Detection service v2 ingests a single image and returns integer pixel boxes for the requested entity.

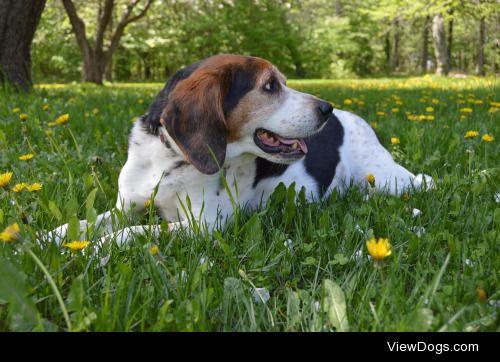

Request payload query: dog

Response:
[47,54,433,246]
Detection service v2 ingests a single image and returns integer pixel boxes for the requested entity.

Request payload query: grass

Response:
[0,76,499,331]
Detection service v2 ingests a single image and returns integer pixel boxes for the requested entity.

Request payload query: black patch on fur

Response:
[304,113,344,196]
[141,61,202,135]
[253,157,289,188]
[223,61,259,117]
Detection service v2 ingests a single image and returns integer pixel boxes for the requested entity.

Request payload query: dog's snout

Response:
[317,100,333,121]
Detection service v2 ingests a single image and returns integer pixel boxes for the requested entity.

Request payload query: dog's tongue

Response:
[278,137,308,154]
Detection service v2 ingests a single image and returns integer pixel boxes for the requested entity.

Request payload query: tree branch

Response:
[95,0,115,55]
[103,0,154,67]
[61,0,92,57]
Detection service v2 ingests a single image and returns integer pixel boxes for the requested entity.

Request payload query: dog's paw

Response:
[413,174,436,191]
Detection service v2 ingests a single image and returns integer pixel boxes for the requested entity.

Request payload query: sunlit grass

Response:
[1,76,498,331]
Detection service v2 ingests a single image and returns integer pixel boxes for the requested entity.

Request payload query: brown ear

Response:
[162,71,227,174]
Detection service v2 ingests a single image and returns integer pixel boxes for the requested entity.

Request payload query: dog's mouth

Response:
[254,128,308,157]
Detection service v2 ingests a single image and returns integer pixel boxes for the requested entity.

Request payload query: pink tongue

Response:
[278,137,308,154]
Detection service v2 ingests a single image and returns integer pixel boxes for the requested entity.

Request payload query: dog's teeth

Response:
[292,143,298,149]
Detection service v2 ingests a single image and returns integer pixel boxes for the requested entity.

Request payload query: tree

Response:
[421,15,430,74]
[0,0,46,90]
[432,13,449,75]
[62,0,154,84]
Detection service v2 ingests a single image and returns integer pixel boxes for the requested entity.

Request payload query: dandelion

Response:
[395,100,402,105]
[150,244,159,255]
[55,114,69,124]
[19,113,28,121]
[391,137,400,145]
[482,134,494,142]
[92,108,99,115]
[490,102,500,107]
[431,99,439,104]
[464,131,479,138]
[18,153,34,161]
[391,108,399,113]
[47,121,57,127]
[426,107,434,112]
[476,287,487,301]
[443,125,449,129]
[426,115,435,121]
[460,108,473,113]
[366,238,392,261]
[138,99,144,104]
[12,107,21,113]
[366,174,375,186]
[487,107,498,113]
[63,240,90,251]
[45,130,53,137]
[42,104,49,111]
[343,99,353,105]
[376,111,385,116]
[370,122,378,129]
[474,100,483,105]
[0,223,20,243]
[11,183,27,193]
[144,199,152,208]
[27,183,43,192]
[0,172,13,188]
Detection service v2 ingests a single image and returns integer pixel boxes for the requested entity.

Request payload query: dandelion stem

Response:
[24,247,72,331]
[66,127,82,161]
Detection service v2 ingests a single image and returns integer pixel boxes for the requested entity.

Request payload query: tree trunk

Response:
[384,31,391,72]
[421,16,430,74]
[476,16,486,75]
[432,13,449,75]
[0,0,46,90]
[447,9,453,70]
[392,18,400,71]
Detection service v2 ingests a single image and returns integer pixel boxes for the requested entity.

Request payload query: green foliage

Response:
[32,0,499,82]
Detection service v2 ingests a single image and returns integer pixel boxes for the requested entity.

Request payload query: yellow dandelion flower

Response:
[27,183,43,192]
[481,134,494,142]
[12,107,21,113]
[343,99,353,105]
[431,99,439,104]
[42,104,49,111]
[443,125,450,129]
[0,172,13,188]
[395,100,402,105]
[391,137,400,145]
[45,130,53,137]
[489,101,500,108]
[144,199,152,208]
[391,108,399,113]
[426,107,434,112]
[426,115,435,121]
[18,153,34,161]
[138,99,144,104]
[487,107,498,113]
[0,223,20,243]
[476,287,487,301]
[458,100,465,104]
[366,238,392,261]
[19,113,28,121]
[474,100,483,105]
[460,108,473,113]
[376,111,385,116]
[47,121,56,127]
[366,174,375,186]
[150,244,160,255]
[55,114,69,124]
[92,108,99,115]
[464,131,479,138]
[370,122,378,129]
[63,240,91,251]
[84,112,90,118]
[11,183,28,193]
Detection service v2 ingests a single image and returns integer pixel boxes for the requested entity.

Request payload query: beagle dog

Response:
[48,54,433,245]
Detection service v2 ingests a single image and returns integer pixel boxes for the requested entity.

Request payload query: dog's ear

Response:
[162,68,228,174]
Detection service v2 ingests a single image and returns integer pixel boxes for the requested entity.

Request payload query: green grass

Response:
[0,76,499,331]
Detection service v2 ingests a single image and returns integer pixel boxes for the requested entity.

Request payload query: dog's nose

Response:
[317,100,333,121]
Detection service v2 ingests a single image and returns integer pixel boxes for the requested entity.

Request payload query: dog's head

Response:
[145,54,333,174]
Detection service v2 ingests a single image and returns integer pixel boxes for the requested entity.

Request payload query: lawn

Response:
[0,76,498,331]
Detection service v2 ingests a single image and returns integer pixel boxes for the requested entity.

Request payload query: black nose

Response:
[317,100,333,121]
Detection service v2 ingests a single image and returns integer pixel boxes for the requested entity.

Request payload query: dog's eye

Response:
[264,79,278,92]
